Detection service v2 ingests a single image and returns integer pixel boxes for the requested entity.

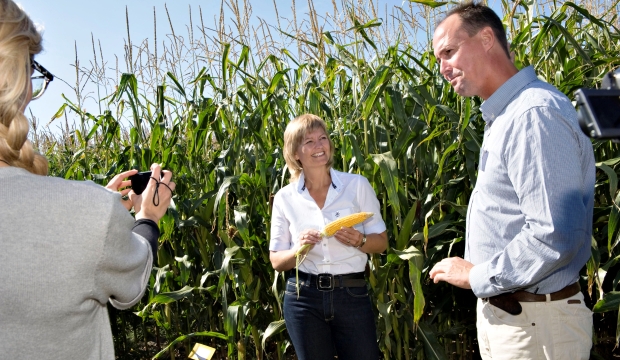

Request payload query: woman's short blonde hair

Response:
[283,114,335,182]
[0,0,48,175]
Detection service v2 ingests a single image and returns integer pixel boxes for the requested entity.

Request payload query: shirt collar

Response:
[480,66,538,124]
[297,167,343,193]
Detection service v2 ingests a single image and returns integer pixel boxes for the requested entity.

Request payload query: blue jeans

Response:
[283,273,381,360]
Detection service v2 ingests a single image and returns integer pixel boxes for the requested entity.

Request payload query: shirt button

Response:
[323,244,326,246]
[325,260,330,263]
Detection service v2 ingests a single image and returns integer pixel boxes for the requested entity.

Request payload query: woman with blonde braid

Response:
[0,1,175,358]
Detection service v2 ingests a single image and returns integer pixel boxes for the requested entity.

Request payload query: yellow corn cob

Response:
[320,212,374,237]
[292,211,374,297]
[294,211,374,257]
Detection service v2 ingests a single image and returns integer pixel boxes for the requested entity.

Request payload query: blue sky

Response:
[21,0,314,132]
[18,0,453,134]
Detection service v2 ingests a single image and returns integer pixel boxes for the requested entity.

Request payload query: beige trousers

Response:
[476,292,592,359]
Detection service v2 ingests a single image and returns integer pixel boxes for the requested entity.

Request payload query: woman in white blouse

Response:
[269,114,387,360]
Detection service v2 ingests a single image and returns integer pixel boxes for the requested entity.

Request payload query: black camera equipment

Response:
[129,171,156,195]
[575,68,620,139]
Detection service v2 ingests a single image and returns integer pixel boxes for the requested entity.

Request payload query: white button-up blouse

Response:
[269,168,386,275]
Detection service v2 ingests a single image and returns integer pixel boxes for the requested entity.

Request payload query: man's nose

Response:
[439,61,450,78]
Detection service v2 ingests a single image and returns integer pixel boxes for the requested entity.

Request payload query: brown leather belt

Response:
[484,282,581,315]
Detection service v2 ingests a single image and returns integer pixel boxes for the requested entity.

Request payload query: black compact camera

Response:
[575,68,620,139]
[129,171,154,195]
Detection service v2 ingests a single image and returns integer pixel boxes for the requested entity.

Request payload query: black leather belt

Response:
[288,270,367,291]
[483,282,581,315]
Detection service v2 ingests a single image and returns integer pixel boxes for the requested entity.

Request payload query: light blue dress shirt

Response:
[467,66,595,298]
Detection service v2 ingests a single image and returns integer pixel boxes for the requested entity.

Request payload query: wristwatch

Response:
[356,235,367,249]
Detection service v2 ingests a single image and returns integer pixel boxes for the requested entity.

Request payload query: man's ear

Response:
[480,27,495,51]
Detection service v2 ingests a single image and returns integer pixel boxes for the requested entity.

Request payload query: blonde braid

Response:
[0,0,48,175]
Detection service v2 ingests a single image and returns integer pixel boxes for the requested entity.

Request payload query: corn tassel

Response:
[293,212,374,296]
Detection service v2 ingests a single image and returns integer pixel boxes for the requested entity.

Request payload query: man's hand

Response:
[429,257,474,289]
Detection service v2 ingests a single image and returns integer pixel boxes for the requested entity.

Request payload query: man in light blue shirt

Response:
[429,2,594,359]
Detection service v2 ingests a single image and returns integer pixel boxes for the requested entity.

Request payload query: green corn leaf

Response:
[597,163,618,197]
[214,176,240,213]
[593,292,620,313]
[408,0,448,8]
[278,28,318,47]
[225,304,240,355]
[166,71,186,98]
[346,16,381,51]
[392,246,425,324]
[261,320,287,352]
[371,152,401,221]
[345,132,366,168]
[609,193,620,253]
[396,201,419,250]
[148,285,195,305]
[436,142,460,179]
[539,15,592,65]
[376,300,394,352]
[49,103,68,123]
[361,65,394,119]
[417,321,449,360]
[596,158,620,167]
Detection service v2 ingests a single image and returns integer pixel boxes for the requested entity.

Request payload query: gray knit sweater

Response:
[0,167,153,359]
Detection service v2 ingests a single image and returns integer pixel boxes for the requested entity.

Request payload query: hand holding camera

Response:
[105,168,139,211]
[130,164,175,223]
[105,163,175,223]
[128,171,155,195]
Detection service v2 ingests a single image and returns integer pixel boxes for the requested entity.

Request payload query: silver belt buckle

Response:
[317,273,334,291]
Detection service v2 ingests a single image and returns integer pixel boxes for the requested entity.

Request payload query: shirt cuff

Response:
[469,262,499,298]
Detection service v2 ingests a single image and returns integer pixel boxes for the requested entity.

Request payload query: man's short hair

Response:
[443,1,510,57]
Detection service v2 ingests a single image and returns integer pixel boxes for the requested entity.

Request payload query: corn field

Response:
[30,0,620,359]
